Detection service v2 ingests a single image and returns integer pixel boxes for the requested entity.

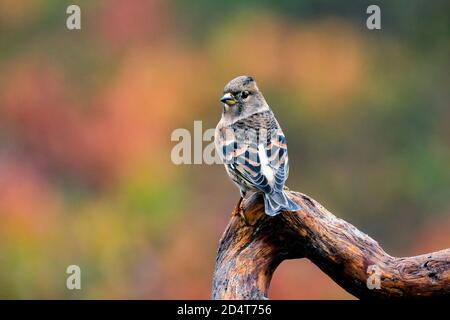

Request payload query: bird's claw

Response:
[232,197,249,226]
[238,206,249,226]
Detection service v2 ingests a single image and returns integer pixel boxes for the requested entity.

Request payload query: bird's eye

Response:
[241,91,250,99]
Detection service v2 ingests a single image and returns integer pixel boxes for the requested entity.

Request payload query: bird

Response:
[215,75,301,219]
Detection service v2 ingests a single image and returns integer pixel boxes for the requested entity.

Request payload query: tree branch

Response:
[211,191,450,299]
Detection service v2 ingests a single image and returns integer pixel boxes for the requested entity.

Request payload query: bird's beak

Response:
[220,93,237,106]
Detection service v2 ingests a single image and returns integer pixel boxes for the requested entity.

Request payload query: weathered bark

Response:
[211,191,450,299]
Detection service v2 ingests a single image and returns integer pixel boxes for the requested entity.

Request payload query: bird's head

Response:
[220,75,268,118]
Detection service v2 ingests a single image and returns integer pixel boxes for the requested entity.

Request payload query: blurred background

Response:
[0,0,449,299]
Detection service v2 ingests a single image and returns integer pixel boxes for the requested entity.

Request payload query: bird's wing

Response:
[216,124,272,193]
[217,111,289,194]
[266,127,289,192]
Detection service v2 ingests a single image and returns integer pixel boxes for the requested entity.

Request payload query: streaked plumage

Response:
[215,76,300,216]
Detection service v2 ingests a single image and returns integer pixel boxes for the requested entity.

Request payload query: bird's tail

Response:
[263,191,301,216]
